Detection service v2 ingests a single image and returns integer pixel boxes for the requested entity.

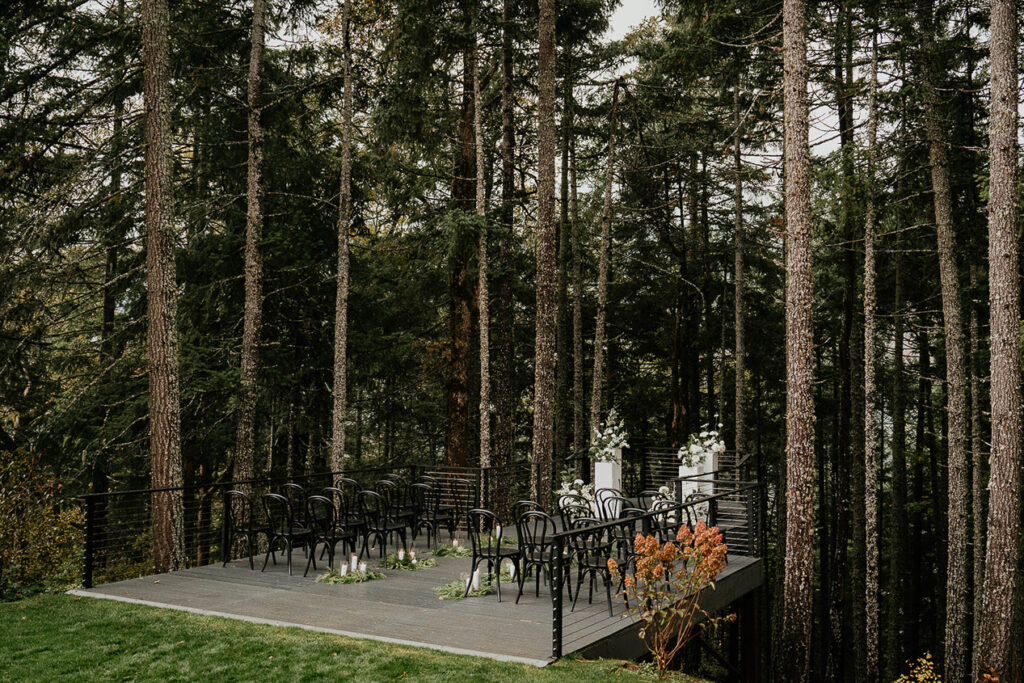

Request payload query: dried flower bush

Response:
[608,521,732,678]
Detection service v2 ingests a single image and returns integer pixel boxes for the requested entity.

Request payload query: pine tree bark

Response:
[531,0,556,505]
[862,30,880,682]
[235,0,268,487]
[570,103,585,454]
[978,0,1022,675]
[589,80,619,440]
[474,28,490,469]
[492,0,515,473]
[331,0,353,473]
[732,84,744,457]
[919,2,969,677]
[142,0,184,573]
[969,264,984,681]
[781,0,815,678]
[447,3,476,467]
[554,67,572,464]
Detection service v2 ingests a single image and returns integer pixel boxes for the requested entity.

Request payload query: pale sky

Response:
[607,0,659,41]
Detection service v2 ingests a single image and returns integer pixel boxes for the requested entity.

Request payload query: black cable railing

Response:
[75,462,529,589]
[548,479,763,659]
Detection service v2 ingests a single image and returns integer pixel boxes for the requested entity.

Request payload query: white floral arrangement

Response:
[557,478,595,506]
[657,484,675,502]
[678,424,726,468]
[589,409,628,463]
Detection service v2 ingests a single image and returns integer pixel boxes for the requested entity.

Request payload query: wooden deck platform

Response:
[71,545,762,666]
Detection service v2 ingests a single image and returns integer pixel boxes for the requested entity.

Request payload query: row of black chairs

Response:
[463,487,712,614]
[223,475,480,576]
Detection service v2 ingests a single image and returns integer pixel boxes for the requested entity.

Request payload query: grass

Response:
[0,593,705,682]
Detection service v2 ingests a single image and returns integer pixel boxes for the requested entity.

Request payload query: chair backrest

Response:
[467,508,502,557]
[263,493,291,530]
[375,479,406,511]
[567,516,610,558]
[516,510,556,560]
[322,486,349,519]
[599,495,631,522]
[359,489,388,526]
[281,483,306,519]
[595,487,624,505]
[409,482,434,514]
[557,492,590,511]
[558,503,592,531]
[306,495,336,538]
[512,500,540,521]
[335,476,359,494]
[226,490,254,531]
[650,499,681,540]
[452,477,479,511]
[638,489,666,510]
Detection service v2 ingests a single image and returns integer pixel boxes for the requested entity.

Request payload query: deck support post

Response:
[551,534,563,659]
[82,496,95,589]
[739,586,761,682]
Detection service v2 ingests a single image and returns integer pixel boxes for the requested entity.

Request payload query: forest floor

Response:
[0,594,711,682]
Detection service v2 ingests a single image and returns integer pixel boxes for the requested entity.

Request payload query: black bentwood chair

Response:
[465,509,520,601]
[304,495,353,577]
[359,489,408,558]
[568,517,615,616]
[321,487,360,559]
[411,483,454,548]
[223,490,268,570]
[261,493,311,576]
[515,510,571,604]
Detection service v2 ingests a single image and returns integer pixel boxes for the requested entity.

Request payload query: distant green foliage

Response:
[0,453,83,600]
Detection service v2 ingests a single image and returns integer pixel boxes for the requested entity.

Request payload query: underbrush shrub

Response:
[0,452,83,599]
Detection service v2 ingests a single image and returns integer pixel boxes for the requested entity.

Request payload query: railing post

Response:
[551,534,563,659]
[82,496,95,589]
[221,488,230,563]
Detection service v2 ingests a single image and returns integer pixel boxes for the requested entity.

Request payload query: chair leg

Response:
[463,557,480,598]
[261,537,274,572]
[286,538,293,576]
[496,560,502,603]
[247,535,255,570]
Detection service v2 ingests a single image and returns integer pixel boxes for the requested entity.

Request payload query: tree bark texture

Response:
[919,3,969,677]
[331,0,353,473]
[589,80,619,441]
[474,29,490,469]
[142,0,184,573]
[781,0,815,679]
[862,31,879,683]
[446,5,476,467]
[492,0,515,474]
[979,0,1022,675]
[531,0,556,505]
[236,0,268,486]
[733,84,745,457]
[570,104,585,454]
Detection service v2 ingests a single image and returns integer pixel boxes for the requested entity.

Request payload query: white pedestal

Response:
[594,453,622,517]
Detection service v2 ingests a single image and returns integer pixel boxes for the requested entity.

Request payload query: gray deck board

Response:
[73,545,761,666]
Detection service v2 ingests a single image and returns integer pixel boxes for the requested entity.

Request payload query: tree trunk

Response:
[554,66,572,466]
[969,264,984,680]
[589,80,620,440]
[862,30,879,682]
[474,28,490,469]
[570,100,585,455]
[446,4,476,467]
[919,2,969,677]
[235,0,268,487]
[781,0,815,679]
[142,0,184,573]
[978,0,1022,675]
[732,85,745,456]
[531,0,556,505]
[331,0,353,473]
[492,0,515,474]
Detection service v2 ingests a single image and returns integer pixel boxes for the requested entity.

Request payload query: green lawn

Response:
[0,594,696,682]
